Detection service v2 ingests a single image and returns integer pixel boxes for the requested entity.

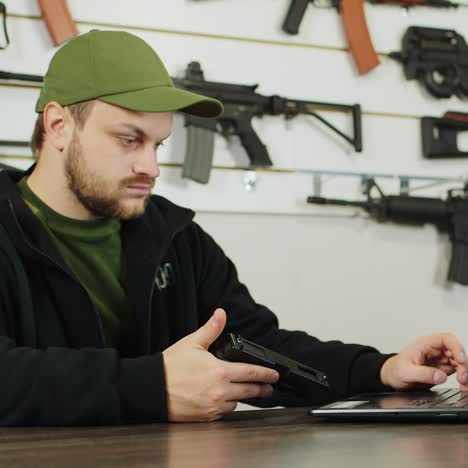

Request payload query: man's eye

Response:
[120,137,137,147]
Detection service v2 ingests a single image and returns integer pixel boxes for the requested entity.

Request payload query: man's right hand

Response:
[162,308,279,422]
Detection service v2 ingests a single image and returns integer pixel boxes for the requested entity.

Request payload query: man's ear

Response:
[42,101,73,152]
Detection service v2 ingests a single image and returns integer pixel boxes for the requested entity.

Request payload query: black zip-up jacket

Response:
[0,168,391,426]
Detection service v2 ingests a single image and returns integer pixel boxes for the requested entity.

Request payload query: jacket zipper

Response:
[8,201,107,347]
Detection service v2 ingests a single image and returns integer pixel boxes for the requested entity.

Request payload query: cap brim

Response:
[99,85,223,118]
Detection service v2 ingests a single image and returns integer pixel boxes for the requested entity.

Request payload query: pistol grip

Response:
[448,217,468,286]
[282,0,310,35]
[235,118,273,168]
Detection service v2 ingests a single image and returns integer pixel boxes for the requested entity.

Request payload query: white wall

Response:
[0,0,467,362]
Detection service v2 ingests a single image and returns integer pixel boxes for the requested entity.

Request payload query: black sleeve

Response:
[194,223,393,405]
[0,336,168,426]
[0,232,168,426]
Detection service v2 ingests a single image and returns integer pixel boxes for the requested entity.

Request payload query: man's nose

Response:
[133,146,160,179]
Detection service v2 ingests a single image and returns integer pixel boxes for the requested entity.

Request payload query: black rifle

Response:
[0,140,30,147]
[1,67,362,184]
[0,70,43,83]
[174,62,362,184]
[390,26,468,99]
[421,112,468,159]
[307,179,468,285]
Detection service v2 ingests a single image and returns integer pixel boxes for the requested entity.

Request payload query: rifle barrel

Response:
[307,196,374,209]
[0,71,43,82]
[0,141,30,147]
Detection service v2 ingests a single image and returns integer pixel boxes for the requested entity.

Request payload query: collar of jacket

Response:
[0,165,195,352]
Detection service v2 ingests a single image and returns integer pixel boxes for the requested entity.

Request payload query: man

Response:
[0,29,466,426]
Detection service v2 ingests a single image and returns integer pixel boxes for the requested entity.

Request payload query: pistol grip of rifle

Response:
[235,118,273,168]
[447,212,468,285]
[282,0,310,35]
[448,242,468,286]
[340,0,380,75]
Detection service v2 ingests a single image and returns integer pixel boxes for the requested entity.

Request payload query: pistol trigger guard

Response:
[218,121,234,139]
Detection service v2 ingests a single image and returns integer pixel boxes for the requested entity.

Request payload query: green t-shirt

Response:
[17,177,130,348]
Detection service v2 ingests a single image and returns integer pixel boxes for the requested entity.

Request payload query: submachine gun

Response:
[174,61,362,184]
[307,179,468,285]
[390,26,468,99]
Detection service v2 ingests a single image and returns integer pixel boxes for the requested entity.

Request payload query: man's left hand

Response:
[380,333,468,392]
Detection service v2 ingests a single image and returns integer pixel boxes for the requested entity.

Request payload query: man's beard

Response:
[65,131,152,220]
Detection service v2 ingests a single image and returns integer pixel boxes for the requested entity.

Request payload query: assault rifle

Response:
[307,179,468,285]
[1,66,363,184]
[283,0,468,75]
[389,26,468,99]
[174,61,362,184]
[0,71,43,83]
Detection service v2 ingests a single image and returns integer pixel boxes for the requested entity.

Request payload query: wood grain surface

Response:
[0,407,466,468]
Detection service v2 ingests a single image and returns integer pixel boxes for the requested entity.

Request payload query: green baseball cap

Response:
[35,29,223,117]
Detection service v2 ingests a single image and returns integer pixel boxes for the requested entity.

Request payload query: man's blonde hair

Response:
[30,101,95,159]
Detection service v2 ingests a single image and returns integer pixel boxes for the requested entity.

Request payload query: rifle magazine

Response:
[38,0,79,46]
[340,0,380,74]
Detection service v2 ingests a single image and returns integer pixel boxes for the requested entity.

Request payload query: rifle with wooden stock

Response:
[283,0,468,75]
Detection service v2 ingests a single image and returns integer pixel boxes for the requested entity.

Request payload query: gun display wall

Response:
[0,0,467,213]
